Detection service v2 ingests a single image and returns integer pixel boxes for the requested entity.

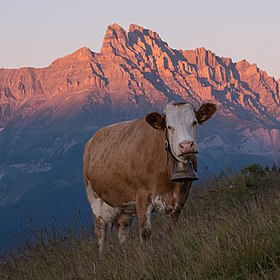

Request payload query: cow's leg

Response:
[85,180,111,253]
[171,206,182,223]
[136,194,153,243]
[94,215,106,253]
[167,182,191,232]
[164,207,182,234]
[117,214,132,244]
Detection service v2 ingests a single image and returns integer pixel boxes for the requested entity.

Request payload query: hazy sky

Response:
[1,0,279,79]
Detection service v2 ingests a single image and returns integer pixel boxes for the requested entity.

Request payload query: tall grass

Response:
[1,164,280,279]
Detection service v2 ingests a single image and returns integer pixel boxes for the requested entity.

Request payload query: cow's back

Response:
[83,119,169,207]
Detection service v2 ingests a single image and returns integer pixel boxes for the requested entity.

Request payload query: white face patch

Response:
[165,103,198,158]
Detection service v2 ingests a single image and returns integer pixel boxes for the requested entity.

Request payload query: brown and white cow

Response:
[83,102,216,252]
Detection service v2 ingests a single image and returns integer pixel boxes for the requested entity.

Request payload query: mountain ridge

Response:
[1,23,279,128]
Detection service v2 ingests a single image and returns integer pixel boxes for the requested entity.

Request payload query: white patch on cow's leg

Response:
[136,194,153,244]
[99,222,106,253]
[86,180,122,252]
[145,204,153,229]
[94,216,106,254]
[140,204,153,243]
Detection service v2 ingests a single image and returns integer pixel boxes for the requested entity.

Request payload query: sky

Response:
[1,0,279,79]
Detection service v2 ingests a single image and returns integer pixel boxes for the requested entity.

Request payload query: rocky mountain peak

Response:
[129,24,161,41]
[182,47,218,67]
[100,23,128,54]
[100,23,169,59]
[51,47,94,66]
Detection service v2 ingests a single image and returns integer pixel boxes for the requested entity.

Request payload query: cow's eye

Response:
[167,125,175,131]
[193,120,198,126]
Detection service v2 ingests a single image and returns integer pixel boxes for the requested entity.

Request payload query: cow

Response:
[83,102,216,252]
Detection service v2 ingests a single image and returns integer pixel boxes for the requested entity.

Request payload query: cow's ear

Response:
[145,112,166,130]
[196,103,217,124]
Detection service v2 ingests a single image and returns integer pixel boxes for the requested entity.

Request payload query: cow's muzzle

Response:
[178,141,198,156]
[171,160,198,182]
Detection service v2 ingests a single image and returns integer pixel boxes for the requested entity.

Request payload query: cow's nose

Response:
[179,141,195,154]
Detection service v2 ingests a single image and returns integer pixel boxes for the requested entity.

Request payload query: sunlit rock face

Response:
[0,24,279,247]
[1,23,280,126]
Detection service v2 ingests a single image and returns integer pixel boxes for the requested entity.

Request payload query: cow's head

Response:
[145,102,216,161]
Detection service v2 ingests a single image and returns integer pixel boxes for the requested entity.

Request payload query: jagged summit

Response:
[100,23,169,56]
[129,23,162,40]
[100,23,128,54]
[108,22,125,31]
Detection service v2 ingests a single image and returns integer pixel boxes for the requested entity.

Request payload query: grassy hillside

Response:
[1,164,280,279]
